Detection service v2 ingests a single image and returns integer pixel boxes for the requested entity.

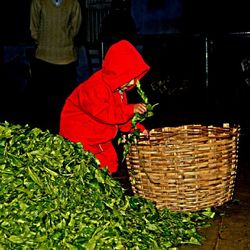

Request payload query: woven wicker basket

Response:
[126,124,240,211]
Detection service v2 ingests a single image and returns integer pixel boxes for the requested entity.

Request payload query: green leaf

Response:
[8,235,24,244]
[119,80,158,159]
[27,167,44,188]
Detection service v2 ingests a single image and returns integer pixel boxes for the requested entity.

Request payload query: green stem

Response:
[118,80,158,160]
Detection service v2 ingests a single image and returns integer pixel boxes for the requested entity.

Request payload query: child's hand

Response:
[134,103,147,114]
[141,129,149,138]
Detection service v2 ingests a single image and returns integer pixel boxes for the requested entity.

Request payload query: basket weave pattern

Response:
[126,124,240,211]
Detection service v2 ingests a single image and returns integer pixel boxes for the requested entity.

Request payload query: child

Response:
[59,40,150,173]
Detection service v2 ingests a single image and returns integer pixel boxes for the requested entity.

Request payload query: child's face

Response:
[118,79,135,92]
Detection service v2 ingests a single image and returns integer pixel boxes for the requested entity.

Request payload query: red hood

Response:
[101,40,150,92]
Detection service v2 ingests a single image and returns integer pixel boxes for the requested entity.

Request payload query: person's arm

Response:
[30,0,41,42]
[76,85,135,125]
[118,102,147,130]
[119,120,146,133]
[70,0,82,38]
[73,83,147,126]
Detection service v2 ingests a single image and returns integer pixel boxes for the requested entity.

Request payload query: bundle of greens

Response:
[118,80,158,159]
[0,122,214,249]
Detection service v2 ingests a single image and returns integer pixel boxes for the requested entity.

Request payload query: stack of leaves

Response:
[0,122,214,249]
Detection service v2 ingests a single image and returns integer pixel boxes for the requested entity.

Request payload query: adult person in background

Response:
[29,0,82,134]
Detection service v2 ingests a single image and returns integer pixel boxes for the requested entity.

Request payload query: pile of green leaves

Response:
[0,122,214,249]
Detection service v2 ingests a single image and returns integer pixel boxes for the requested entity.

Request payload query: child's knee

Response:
[95,144,118,173]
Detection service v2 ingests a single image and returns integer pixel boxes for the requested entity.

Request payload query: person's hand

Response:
[134,103,147,114]
[140,129,149,138]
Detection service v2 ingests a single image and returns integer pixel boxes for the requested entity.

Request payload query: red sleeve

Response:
[135,123,146,132]
[118,120,132,132]
[119,121,145,133]
[74,83,134,125]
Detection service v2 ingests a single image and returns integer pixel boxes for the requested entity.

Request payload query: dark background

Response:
[1,0,250,43]
[1,0,250,133]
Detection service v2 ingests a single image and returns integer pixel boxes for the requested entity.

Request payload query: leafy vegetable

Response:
[0,121,214,249]
[118,80,158,159]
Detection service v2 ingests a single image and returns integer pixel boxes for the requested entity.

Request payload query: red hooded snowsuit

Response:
[59,40,150,172]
